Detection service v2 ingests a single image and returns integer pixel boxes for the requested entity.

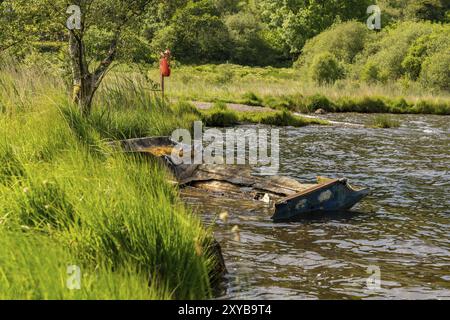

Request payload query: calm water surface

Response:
[183,113,450,299]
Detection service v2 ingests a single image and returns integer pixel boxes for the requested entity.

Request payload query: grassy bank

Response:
[128,64,450,115]
[0,64,219,299]
[196,102,327,127]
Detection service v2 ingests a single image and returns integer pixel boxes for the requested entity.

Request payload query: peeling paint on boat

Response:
[318,190,332,202]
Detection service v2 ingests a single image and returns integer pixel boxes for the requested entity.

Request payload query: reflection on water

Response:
[182,113,450,299]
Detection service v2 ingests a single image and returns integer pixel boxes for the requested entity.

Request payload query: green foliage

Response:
[296,21,370,68]
[200,102,239,126]
[0,144,26,185]
[361,61,382,83]
[310,52,345,85]
[305,94,335,113]
[402,24,450,80]
[359,21,436,82]
[259,0,373,57]
[240,92,263,106]
[152,0,232,63]
[239,110,328,127]
[225,11,279,66]
[420,52,450,91]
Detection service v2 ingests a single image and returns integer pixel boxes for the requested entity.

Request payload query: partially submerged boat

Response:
[112,136,369,222]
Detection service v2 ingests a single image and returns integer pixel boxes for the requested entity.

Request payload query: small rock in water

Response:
[219,211,229,223]
[231,225,241,242]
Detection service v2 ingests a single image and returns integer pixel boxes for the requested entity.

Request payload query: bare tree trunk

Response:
[69,30,93,115]
[69,30,118,116]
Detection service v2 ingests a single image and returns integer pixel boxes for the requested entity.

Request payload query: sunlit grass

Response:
[115,64,450,115]
[0,63,217,300]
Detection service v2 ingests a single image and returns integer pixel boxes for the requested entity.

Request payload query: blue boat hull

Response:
[272,179,370,222]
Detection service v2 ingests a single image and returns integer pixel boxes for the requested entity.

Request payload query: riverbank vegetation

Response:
[0,64,221,299]
[198,102,328,127]
[2,1,448,116]
[1,0,449,300]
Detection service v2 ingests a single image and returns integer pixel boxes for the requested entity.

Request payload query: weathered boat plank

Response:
[112,136,369,221]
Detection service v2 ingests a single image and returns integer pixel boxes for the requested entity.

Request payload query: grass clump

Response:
[201,102,240,127]
[366,114,401,128]
[239,110,328,127]
[199,102,328,127]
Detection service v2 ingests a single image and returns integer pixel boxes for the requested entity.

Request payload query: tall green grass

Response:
[0,63,217,300]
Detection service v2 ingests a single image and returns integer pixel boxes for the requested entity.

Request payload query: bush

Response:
[296,21,370,68]
[359,21,435,81]
[225,11,280,66]
[153,0,232,63]
[402,25,450,80]
[420,51,450,91]
[310,52,345,84]
[361,61,382,83]
[306,94,334,112]
[201,103,239,127]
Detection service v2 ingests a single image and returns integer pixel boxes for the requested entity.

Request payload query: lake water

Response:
[183,113,450,299]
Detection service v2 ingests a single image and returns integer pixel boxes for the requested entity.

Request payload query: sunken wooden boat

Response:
[112,136,369,222]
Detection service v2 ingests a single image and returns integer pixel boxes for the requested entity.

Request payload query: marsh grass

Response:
[0,63,217,300]
[366,114,401,128]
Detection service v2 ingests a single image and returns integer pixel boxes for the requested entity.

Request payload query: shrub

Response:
[296,21,370,68]
[306,94,335,112]
[359,21,435,82]
[225,11,278,66]
[361,61,382,83]
[153,0,232,63]
[310,52,345,85]
[420,51,450,91]
[201,103,239,127]
[402,25,450,80]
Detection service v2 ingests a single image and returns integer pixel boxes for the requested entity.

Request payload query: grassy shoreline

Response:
[0,64,219,299]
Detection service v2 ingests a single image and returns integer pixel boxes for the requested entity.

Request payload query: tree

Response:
[0,0,51,54]
[152,0,231,63]
[66,0,158,115]
[259,0,373,58]
[1,0,158,115]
